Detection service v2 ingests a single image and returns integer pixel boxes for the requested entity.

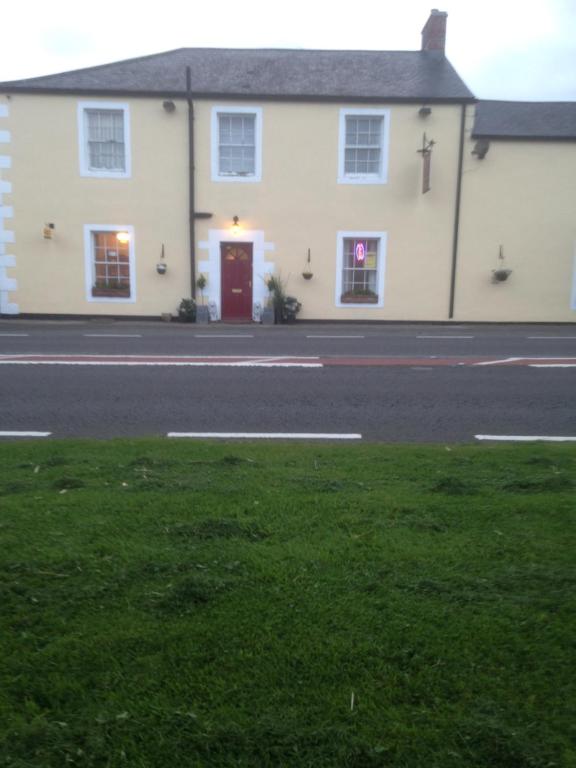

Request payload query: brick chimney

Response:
[421,9,448,53]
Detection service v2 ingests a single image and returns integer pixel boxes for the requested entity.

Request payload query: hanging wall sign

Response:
[417,132,435,194]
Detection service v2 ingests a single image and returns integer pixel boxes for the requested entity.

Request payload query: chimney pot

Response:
[421,8,448,53]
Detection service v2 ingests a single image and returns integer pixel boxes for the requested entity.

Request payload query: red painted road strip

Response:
[1,354,576,367]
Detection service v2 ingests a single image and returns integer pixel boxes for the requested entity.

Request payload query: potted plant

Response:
[340,288,378,304]
[492,268,512,283]
[92,279,130,298]
[264,275,301,323]
[177,298,196,323]
[196,274,209,323]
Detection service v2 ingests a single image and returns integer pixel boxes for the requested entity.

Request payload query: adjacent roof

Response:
[473,100,576,140]
[0,48,474,102]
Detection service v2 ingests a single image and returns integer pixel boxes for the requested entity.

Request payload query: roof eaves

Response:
[0,85,476,104]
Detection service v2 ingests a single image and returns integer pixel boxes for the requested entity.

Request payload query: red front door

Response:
[221,243,253,322]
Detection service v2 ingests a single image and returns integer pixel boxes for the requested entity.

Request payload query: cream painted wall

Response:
[1,92,463,319]
[3,94,190,316]
[5,92,573,322]
[194,101,462,321]
[457,107,576,322]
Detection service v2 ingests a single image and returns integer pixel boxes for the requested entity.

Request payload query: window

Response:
[78,102,131,178]
[211,107,262,182]
[338,108,389,184]
[335,231,387,308]
[84,225,135,303]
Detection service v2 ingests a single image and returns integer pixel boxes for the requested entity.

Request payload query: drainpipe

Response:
[186,66,196,299]
[448,103,466,319]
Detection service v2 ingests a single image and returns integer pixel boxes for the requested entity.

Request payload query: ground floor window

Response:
[84,225,135,303]
[335,231,386,308]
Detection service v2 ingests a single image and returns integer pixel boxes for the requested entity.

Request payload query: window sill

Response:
[213,173,261,183]
[340,294,378,304]
[338,174,386,185]
[81,169,130,179]
[92,288,131,299]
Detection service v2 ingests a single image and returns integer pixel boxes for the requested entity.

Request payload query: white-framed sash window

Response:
[84,225,136,303]
[335,230,387,308]
[78,102,131,178]
[211,106,262,182]
[338,108,390,184]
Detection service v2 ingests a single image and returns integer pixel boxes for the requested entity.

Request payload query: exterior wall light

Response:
[43,222,55,239]
[231,216,241,236]
[116,231,130,244]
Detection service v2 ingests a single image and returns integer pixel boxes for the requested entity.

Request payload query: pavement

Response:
[0,319,575,442]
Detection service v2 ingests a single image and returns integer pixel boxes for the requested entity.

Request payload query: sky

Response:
[2,0,575,100]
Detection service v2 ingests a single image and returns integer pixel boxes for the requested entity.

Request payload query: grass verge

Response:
[0,440,575,767]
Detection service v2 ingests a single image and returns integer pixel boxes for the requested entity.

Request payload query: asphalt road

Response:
[0,320,575,442]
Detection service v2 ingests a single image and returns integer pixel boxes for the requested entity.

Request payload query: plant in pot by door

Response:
[177,298,196,322]
[195,274,210,323]
[264,275,302,324]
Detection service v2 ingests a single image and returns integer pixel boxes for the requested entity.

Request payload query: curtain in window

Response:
[218,114,256,175]
[344,117,382,175]
[86,110,125,171]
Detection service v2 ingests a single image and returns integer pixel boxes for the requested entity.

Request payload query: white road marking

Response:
[0,431,51,437]
[0,333,29,337]
[83,334,142,338]
[474,357,521,366]
[475,435,576,442]
[0,360,323,368]
[195,334,254,338]
[168,432,362,440]
[479,357,576,366]
[527,336,576,340]
[306,335,366,339]
[530,364,576,368]
[417,335,474,339]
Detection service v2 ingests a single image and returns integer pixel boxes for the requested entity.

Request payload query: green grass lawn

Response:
[0,440,575,768]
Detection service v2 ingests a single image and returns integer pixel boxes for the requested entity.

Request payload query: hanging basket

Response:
[492,268,512,283]
[302,271,313,280]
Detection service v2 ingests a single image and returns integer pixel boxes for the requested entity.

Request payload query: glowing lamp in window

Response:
[116,231,131,244]
[355,242,366,264]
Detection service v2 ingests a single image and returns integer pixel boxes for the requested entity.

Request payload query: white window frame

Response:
[211,106,262,183]
[84,224,136,303]
[78,102,131,179]
[338,108,390,185]
[335,230,387,308]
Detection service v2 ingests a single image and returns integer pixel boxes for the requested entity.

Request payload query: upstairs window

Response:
[219,114,255,175]
[338,108,389,184]
[78,102,131,178]
[211,107,262,182]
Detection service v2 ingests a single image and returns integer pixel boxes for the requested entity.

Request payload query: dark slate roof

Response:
[473,100,576,140]
[0,48,474,102]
